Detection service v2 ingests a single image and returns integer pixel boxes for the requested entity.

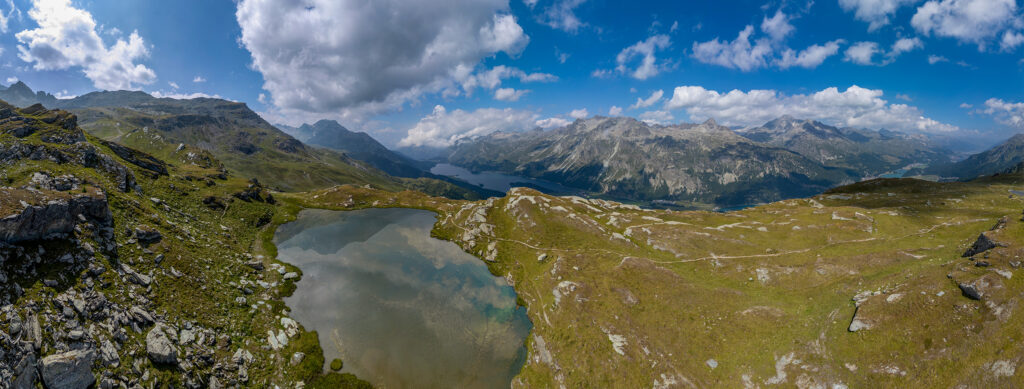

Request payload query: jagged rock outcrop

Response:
[99,139,168,176]
[0,187,112,243]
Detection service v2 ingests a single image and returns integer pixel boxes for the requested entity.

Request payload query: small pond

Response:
[276,208,532,388]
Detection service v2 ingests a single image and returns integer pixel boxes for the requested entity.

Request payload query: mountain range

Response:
[3,81,1022,207]
[444,116,954,207]
[1,83,487,199]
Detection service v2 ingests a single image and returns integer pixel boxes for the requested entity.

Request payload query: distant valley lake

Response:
[430,163,580,194]
[275,208,532,388]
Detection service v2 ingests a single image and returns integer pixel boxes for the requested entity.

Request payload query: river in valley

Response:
[275,208,532,388]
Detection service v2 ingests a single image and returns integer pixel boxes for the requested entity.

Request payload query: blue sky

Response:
[0,0,1022,150]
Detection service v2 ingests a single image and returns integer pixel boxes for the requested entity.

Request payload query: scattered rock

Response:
[848,306,872,332]
[146,323,179,365]
[39,349,96,389]
[134,225,162,244]
[963,232,1004,257]
[959,282,983,300]
[290,352,305,366]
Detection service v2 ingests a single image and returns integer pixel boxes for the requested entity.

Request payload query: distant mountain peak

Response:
[702,118,717,126]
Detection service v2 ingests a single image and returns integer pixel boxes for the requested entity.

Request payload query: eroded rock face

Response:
[39,349,96,389]
[0,188,112,243]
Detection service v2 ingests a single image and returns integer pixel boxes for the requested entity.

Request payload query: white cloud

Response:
[399,105,539,147]
[193,76,206,83]
[839,0,919,31]
[1001,30,1024,51]
[5,77,15,83]
[536,117,571,128]
[844,41,880,65]
[539,0,586,33]
[53,89,75,99]
[150,91,222,99]
[927,54,949,64]
[458,65,557,93]
[845,38,922,65]
[613,34,671,80]
[168,81,179,89]
[761,10,794,41]
[692,25,773,71]
[638,110,674,125]
[959,102,973,108]
[608,105,623,116]
[236,0,530,121]
[911,0,1019,50]
[523,0,539,8]
[16,0,156,90]
[570,108,589,119]
[692,13,841,71]
[894,93,913,101]
[629,89,664,110]
[664,85,960,134]
[0,0,19,33]
[776,40,844,69]
[494,87,529,101]
[982,98,1024,128]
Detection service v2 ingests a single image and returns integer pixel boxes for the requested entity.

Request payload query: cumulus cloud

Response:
[638,110,674,125]
[570,108,589,119]
[536,117,572,128]
[776,40,844,69]
[761,10,794,41]
[629,89,664,110]
[458,65,557,93]
[839,0,919,31]
[982,98,1024,128]
[845,38,922,65]
[663,85,960,134]
[911,0,1019,50]
[494,87,529,101]
[168,81,179,89]
[236,0,530,121]
[608,105,623,116]
[16,0,156,90]
[693,11,842,71]
[538,0,587,33]
[609,34,671,80]
[927,54,949,64]
[193,76,206,83]
[150,91,222,100]
[692,25,773,71]
[1002,30,1024,51]
[399,105,539,147]
[844,41,880,65]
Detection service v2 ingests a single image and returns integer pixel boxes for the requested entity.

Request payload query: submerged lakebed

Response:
[275,208,532,388]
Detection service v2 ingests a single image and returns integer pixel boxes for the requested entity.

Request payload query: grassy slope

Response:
[73,105,484,200]
[290,173,1024,388]
[0,106,369,388]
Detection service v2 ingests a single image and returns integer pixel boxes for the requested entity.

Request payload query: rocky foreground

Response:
[0,102,368,387]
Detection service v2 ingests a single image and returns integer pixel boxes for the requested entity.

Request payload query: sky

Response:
[0,0,1022,150]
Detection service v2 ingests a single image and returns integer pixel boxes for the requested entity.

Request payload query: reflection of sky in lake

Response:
[277,208,531,389]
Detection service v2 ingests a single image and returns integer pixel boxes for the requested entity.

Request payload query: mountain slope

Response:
[929,134,1024,179]
[300,120,433,177]
[0,100,369,387]
[8,89,481,199]
[738,115,950,175]
[446,116,857,207]
[0,81,59,108]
